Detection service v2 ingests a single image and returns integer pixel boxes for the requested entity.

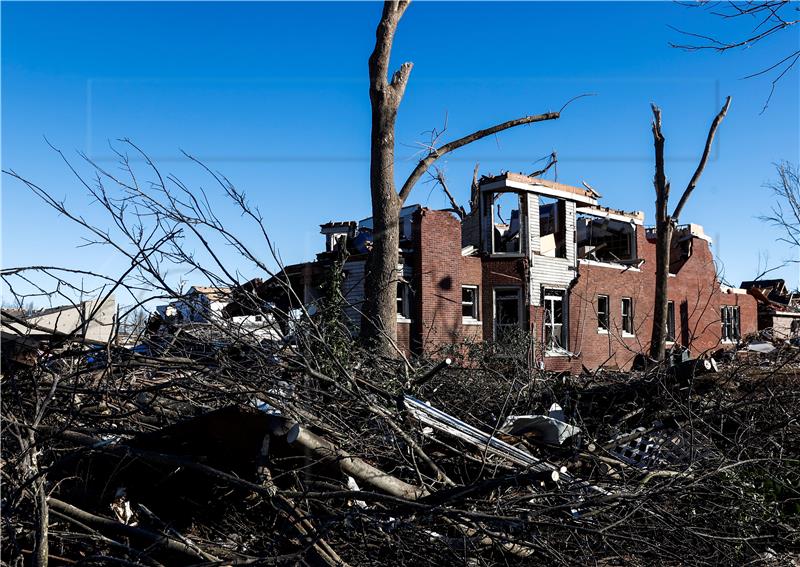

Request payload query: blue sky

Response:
[2,1,799,306]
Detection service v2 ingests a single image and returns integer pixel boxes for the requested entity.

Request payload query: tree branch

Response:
[431,168,465,219]
[672,96,731,221]
[651,103,669,212]
[397,111,560,204]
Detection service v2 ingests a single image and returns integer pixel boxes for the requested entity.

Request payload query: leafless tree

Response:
[670,0,799,111]
[649,96,731,362]
[3,139,799,566]
[362,0,586,355]
[761,160,800,254]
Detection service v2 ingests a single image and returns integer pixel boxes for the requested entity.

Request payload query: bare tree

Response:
[649,96,731,362]
[362,1,584,354]
[3,140,799,567]
[761,161,800,253]
[670,1,799,111]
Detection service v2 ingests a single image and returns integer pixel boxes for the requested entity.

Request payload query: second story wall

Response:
[528,194,578,306]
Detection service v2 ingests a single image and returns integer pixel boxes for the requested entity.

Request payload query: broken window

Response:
[491,192,522,254]
[539,198,567,258]
[597,295,609,332]
[462,286,479,322]
[721,305,740,341]
[577,217,635,263]
[494,288,521,340]
[543,288,567,351]
[621,297,634,335]
[667,301,676,342]
[397,282,411,321]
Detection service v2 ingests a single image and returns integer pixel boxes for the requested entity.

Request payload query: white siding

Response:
[527,193,540,256]
[529,200,577,306]
[342,259,367,329]
[340,260,411,331]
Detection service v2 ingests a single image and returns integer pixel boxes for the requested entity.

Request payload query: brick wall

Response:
[412,209,464,354]
[402,212,755,371]
[567,227,758,370]
[397,321,411,355]
[480,256,528,340]
[461,256,484,342]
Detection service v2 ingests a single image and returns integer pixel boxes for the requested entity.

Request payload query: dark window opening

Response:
[667,301,676,342]
[597,295,609,331]
[721,305,740,341]
[494,288,522,340]
[462,286,479,320]
[621,297,634,335]
[397,282,411,320]
[491,192,522,254]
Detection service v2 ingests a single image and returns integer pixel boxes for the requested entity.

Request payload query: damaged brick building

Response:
[270,173,757,371]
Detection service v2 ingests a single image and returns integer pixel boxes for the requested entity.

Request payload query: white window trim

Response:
[578,259,642,272]
[462,285,481,325]
[543,287,568,354]
[489,192,525,257]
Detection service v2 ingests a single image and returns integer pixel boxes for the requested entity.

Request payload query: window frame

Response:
[489,192,524,256]
[597,294,609,333]
[493,286,523,340]
[621,297,634,336]
[721,305,741,342]
[396,281,411,322]
[666,301,676,343]
[543,288,567,352]
[461,285,480,324]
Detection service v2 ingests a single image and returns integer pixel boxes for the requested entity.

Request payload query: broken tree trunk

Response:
[648,96,731,362]
[361,1,411,354]
[650,104,672,363]
[286,423,428,500]
[360,1,566,356]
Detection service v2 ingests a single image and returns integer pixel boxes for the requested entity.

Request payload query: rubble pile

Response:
[2,312,799,566]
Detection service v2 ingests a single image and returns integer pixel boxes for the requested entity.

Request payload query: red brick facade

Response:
[400,208,757,370]
[410,208,463,352]
[278,204,757,373]
[564,228,758,371]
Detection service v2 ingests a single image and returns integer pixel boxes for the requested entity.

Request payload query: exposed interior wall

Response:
[528,195,578,307]
[576,216,637,263]
[461,210,481,249]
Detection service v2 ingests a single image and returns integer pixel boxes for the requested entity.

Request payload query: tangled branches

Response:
[2,145,799,566]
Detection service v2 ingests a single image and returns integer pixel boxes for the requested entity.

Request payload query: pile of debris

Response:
[742,278,800,344]
[2,304,799,566]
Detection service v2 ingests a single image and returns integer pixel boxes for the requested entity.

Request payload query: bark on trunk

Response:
[361,181,402,353]
[360,1,565,356]
[649,103,671,363]
[361,1,410,355]
[651,219,673,362]
[649,97,730,362]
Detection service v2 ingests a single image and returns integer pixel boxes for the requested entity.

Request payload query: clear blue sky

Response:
[2,1,799,306]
